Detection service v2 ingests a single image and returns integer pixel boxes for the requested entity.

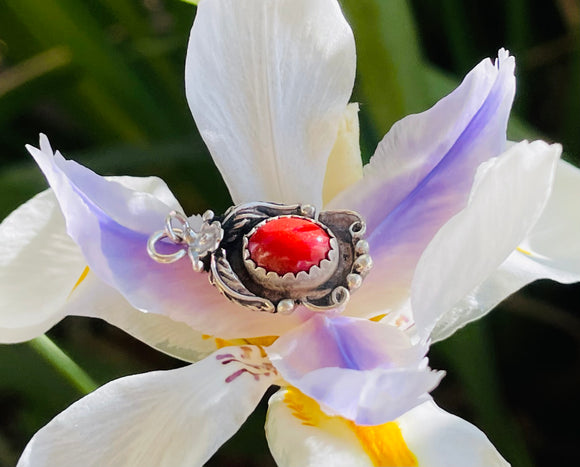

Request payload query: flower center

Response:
[247,217,331,275]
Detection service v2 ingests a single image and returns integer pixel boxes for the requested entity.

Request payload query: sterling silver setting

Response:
[147,202,372,314]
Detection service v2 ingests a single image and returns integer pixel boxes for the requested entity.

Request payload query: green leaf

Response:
[3,0,186,141]
[435,321,535,467]
[341,0,430,135]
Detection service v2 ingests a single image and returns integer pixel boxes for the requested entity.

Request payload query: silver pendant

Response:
[147,202,372,314]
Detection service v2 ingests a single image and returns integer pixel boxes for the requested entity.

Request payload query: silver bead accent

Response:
[277,299,296,314]
[346,273,363,290]
[355,239,369,255]
[354,254,373,273]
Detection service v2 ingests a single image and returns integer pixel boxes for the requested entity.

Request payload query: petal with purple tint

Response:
[331,51,516,318]
[266,314,443,425]
[412,140,561,337]
[26,135,310,339]
[186,0,356,209]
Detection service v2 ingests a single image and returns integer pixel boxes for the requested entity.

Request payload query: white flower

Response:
[1,0,578,465]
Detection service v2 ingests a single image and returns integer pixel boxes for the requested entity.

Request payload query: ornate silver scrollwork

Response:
[147,202,372,314]
[147,210,223,272]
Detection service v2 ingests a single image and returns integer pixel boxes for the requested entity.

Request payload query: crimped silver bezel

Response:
[242,215,339,295]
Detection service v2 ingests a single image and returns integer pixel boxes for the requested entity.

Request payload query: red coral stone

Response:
[247,217,331,275]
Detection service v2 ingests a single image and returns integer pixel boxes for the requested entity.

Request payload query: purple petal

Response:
[332,51,516,317]
[26,135,310,338]
[266,314,443,425]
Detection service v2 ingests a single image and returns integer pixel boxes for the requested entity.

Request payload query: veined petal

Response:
[332,51,515,318]
[267,389,507,467]
[18,346,276,467]
[432,158,580,341]
[26,135,309,338]
[0,189,85,343]
[186,0,356,209]
[266,314,443,425]
[412,140,561,337]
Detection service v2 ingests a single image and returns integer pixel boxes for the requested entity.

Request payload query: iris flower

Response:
[1,0,579,465]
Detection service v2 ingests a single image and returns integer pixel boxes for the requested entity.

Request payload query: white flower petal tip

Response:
[518,158,580,278]
[0,189,85,343]
[266,314,444,425]
[186,0,356,208]
[266,391,509,467]
[17,346,276,467]
[412,140,562,338]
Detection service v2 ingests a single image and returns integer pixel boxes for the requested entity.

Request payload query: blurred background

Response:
[0,0,579,465]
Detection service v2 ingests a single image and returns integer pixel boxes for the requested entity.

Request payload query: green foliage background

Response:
[0,0,579,465]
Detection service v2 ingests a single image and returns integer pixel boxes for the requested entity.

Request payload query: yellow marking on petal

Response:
[322,103,363,205]
[214,338,232,349]
[242,336,278,347]
[284,387,417,466]
[68,266,90,299]
[214,336,278,351]
[284,386,324,427]
[517,246,533,256]
[349,422,418,467]
[370,313,387,322]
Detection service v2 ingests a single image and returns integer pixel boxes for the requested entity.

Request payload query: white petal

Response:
[70,270,218,362]
[432,160,580,341]
[186,0,356,208]
[266,388,374,467]
[267,389,507,467]
[0,179,217,361]
[412,140,561,337]
[0,189,85,343]
[398,401,509,466]
[322,103,363,205]
[266,388,509,467]
[18,346,275,467]
[519,159,580,278]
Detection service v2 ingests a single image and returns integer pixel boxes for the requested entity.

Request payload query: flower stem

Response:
[28,335,98,395]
